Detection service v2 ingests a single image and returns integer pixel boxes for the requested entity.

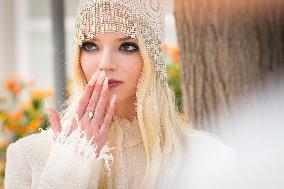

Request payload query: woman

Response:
[5,0,235,188]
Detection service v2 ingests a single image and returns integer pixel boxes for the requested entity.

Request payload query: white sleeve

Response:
[37,143,103,189]
[37,127,113,189]
[5,143,32,189]
[5,127,113,189]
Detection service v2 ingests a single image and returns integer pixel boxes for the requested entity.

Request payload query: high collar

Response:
[107,116,143,148]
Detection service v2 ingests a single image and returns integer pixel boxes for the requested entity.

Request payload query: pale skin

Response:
[48,32,143,156]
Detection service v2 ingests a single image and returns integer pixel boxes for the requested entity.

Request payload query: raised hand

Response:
[47,70,116,156]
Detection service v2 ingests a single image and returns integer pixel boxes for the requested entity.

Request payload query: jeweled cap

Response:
[74,0,168,86]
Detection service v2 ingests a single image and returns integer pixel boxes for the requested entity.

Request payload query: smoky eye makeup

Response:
[81,40,139,53]
[81,41,98,51]
[119,42,139,52]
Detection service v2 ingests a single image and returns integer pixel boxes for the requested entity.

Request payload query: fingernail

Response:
[110,94,117,107]
[102,77,109,91]
[89,71,100,86]
[97,71,106,85]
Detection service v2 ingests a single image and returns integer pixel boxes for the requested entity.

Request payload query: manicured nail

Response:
[97,71,106,85]
[110,94,117,108]
[89,71,100,86]
[102,77,109,91]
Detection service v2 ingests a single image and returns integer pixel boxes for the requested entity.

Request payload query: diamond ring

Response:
[86,111,94,119]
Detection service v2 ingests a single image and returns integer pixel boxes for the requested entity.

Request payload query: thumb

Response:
[47,108,62,140]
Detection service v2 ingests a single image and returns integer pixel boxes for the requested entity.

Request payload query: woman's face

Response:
[80,32,143,118]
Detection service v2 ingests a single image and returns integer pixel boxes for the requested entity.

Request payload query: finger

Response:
[92,94,116,146]
[90,77,109,137]
[93,97,116,146]
[95,135,108,157]
[68,117,79,137]
[75,71,101,119]
[95,143,104,158]
[47,108,62,140]
[85,70,106,114]
[82,71,105,127]
[98,94,116,137]
[80,71,106,130]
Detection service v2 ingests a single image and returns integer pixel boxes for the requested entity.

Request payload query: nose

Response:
[98,48,117,71]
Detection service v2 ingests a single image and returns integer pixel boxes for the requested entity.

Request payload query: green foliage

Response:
[167,63,183,113]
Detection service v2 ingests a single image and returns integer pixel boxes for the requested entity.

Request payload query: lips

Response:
[108,79,123,89]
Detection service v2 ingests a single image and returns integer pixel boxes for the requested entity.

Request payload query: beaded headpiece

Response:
[74,0,168,86]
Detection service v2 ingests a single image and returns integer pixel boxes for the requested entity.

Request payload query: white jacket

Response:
[5,119,236,189]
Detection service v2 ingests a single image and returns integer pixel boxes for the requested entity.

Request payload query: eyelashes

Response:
[82,41,98,51]
[81,41,139,53]
[120,42,139,52]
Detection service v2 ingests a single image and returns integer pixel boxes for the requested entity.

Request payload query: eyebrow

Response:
[84,35,133,42]
[116,36,132,42]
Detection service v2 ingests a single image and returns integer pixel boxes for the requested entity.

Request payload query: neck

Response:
[114,97,136,121]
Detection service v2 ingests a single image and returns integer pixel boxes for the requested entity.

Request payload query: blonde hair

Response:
[62,31,188,187]
[135,32,188,186]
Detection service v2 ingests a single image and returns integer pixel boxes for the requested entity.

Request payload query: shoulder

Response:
[172,129,237,189]
[9,128,53,149]
[186,129,235,158]
[183,129,236,173]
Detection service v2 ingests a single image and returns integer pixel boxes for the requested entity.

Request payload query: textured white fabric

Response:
[5,118,236,189]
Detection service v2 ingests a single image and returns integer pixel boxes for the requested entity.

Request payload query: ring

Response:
[86,111,94,119]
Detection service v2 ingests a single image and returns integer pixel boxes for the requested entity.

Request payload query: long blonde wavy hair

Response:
[62,30,189,187]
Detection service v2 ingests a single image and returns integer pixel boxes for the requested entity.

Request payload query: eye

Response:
[120,42,139,52]
[82,41,98,51]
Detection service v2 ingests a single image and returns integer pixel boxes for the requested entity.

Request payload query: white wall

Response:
[0,1,16,83]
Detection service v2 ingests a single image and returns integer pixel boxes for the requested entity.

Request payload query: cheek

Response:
[121,56,143,84]
[80,52,98,80]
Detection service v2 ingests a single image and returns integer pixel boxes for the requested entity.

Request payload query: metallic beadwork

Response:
[74,0,168,86]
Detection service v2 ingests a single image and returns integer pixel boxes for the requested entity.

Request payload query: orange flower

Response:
[163,43,180,64]
[0,137,9,149]
[31,89,53,100]
[31,90,44,100]
[18,126,27,136]
[13,111,24,121]
[6,76,23,95]
[5,123,15,132]
[6,80,21,95]
[27,117,43,133]
[172,45,180,64]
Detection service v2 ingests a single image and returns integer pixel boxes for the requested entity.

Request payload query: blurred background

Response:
[1,0,284,188]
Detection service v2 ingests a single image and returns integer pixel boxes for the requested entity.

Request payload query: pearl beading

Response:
[74,0,168,86]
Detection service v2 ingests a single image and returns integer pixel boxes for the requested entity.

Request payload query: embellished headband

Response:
[74,0,168,86]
